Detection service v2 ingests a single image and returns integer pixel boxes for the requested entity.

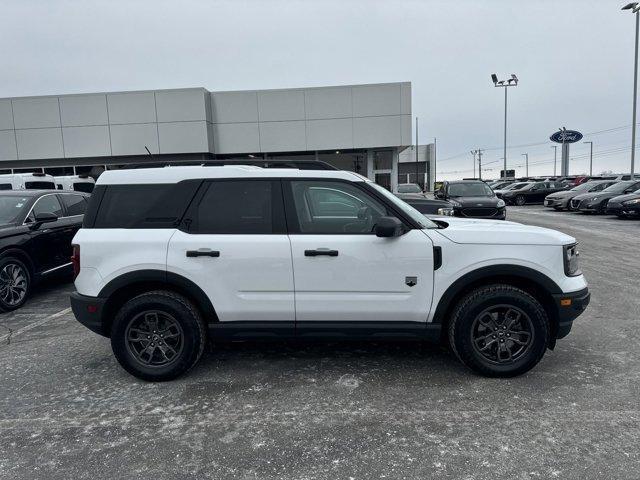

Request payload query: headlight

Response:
[590,196,600,202]
[449,199,461,207]
[563,243,581,277]
[437,207,454,216]
[623,198,640,205]
[497,199,505,208]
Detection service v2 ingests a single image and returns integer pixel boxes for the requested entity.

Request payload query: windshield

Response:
[369,183,437,229]
[570,182,596,192]
[507,182,530,191]
[397,184,422,193]
[0,196,29,224]
[448,183,493,197]
[603,181,634,193]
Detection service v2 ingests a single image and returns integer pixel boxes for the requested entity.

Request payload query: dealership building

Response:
[0,81,434,191]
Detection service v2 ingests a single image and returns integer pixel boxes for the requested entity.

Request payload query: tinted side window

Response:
[73,182,94,193]
[93,182,199,228]
[0,184,12,190]
[289,180,389,234]
[191,180,275,234]
[32,195,63,217]
[25,181,56,190]
[61,194,87,216]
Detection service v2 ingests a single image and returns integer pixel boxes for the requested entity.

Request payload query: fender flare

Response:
[99,269,217,321]
[431,264,562,324]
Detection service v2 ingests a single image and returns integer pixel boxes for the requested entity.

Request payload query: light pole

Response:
[521,153,529,177]
[551,145,558,177]
[491,73,518,179]
[583,141,594,176]
[622,2,640,178]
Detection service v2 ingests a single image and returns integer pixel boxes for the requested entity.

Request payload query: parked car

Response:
[434,180,506,219]
[401,197,454,216]
[70,166,589,380]
[502,181,566,206]
[570,180,640,213]
[493,182,533,199]
[0,190,90,311]
[489,181,514,190]
[544,180,618,211]
[54,175,96,193]
[605,189,640,217]
[395,183,425,197]
[0,173,56,191]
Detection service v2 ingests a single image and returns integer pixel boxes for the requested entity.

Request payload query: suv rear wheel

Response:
[448,284,549,377]
[0,256,31,312]
[111,290,206,381]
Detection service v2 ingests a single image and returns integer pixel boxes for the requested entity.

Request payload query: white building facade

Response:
[0,82,412,191]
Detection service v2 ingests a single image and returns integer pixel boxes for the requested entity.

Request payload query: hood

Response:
[0,222,22,239]
[431,216,574,245]
[610,192,640,203]
[448,196,500,207]
[572,191,618,201]
[546,190,577,199]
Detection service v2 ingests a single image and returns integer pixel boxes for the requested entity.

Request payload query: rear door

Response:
[284,179,434,326]
[166,179,294,326]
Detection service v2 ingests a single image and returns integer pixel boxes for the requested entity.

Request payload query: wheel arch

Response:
[432,265,562,347]
[99,270,217,336]
[0,247,35,279]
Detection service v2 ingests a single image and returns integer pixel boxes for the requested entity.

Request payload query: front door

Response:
[27,194,72,273]
[284,179,434,324]
[166,179,294,326]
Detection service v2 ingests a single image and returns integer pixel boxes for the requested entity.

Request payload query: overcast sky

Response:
[2,0,637,179]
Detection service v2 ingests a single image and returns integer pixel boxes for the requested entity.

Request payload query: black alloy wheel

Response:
[125,311,184,367]
[515,195,526,206]
[0,257,30,312]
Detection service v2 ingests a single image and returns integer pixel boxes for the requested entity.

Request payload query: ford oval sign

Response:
[550,130,583,144]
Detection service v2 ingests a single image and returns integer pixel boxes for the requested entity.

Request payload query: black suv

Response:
[0,190,89,311]
[435,180,506,219]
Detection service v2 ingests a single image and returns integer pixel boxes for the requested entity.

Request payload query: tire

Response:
[110,290,206,381]
[448,284,549,377]
[0,255,31,312]
[515,195,526,206]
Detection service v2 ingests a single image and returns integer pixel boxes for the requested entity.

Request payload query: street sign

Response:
[550,130,583,144]
[500,169,515,179]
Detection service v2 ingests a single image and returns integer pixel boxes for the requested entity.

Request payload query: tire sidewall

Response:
[451,287,549,377]
[0,256,31,312]
[515,195,526,206]
[111,292,205,381]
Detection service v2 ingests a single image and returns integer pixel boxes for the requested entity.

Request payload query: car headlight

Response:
[563,243,581,277]
[623,198,640,205]
[590,196,600,202]
[437,207,454,216]
[449,199,461,207]
[497,199,505,208]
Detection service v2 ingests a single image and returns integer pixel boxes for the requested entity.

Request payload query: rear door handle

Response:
[186,249,220,258]
[305,249,339,257]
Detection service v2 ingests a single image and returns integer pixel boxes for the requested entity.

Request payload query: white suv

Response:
[70,166,590,381]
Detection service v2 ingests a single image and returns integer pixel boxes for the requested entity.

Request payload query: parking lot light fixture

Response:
[622,2,640,178]
[583,141,594,176]
[491,73,519,179]
[551,145,558,176]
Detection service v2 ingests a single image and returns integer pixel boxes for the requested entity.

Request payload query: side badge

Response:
[405,276,417,287]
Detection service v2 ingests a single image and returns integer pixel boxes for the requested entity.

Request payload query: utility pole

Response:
[415,117,420,188]
[551,145,558,177]
[470,150,477,178]
[521,153,529,177]
[584,141,593,176]
[433,137,437,190]
[477,149,483,180]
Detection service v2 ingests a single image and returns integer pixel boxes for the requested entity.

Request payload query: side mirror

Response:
[375,216,404,238]
[31,212,58,228]
[435,190,445,199]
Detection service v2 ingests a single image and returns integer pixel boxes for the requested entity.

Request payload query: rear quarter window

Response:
[88,181,200,228]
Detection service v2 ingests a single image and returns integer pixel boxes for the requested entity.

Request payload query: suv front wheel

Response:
[448,284,549,377]
[111,291,206,381]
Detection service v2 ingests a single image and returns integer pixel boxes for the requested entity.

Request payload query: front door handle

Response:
[186,249,220,258]
[305,249,339,257]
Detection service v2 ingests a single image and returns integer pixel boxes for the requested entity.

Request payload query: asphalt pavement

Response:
[1,206,639,479]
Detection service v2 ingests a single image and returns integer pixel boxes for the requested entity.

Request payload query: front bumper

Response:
[70,292,108,337]
[545,197,569,209]
[552,287,590,339]
[606,201,640,216]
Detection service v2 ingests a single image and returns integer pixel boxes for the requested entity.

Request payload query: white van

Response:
[54,175,95,193]
[0,173,57,190]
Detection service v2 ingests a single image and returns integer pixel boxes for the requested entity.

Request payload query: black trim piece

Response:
[433,246,442,270]
[552,287,590,325]
[431,264,563,325]
[209,321,295,339]
[70,292,107,337]
[305,249,338,257]
[295,321,441,342]
[186,250,220,258]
